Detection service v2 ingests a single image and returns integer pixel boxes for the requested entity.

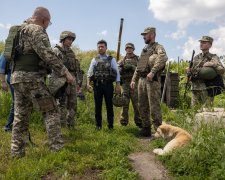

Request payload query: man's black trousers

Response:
[94,82,114,128]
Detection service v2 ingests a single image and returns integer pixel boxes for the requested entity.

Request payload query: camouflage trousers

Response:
[120,81,141,125]
[11,81,63,157]
[192,90,214,108]
[48,76,77,127]
[138,77,162,130]
[64,83,77,127]
[57,82,77,127]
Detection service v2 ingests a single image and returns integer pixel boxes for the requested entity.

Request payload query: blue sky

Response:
[1,0,225,60]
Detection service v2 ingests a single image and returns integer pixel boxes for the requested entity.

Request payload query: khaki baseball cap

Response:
[199,36,213,43]
[141,27,156,35]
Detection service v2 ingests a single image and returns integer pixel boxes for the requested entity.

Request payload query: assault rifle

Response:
[183,50,195,99]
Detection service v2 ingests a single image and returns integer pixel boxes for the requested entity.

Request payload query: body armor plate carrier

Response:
[136,42,158,76]
[92,56,117,83]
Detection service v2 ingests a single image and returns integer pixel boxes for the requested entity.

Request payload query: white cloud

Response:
[209,27,225,56]
[149,0,225,41]
[149,0,225,29]
[166,29,186,40]
[0,23,11,29]
[149,0,225,58]
[97,30,107,36]
[181,37,200,59]
[181,27,225,59]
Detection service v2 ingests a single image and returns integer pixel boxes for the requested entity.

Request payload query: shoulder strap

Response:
[134,55,139,61]
[95,56,101,62]
[107,55,113,62]
[54,44,64,52]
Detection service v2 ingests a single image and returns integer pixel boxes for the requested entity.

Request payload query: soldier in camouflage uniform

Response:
[190,36,225,106]
[118,43,141,127]
[130,27,167,137]
[48,31,79,128]
[10,7,74,157]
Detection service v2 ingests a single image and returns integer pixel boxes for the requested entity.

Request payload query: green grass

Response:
[1,60,225,179]
[152,103,225,179]
[0,93,140,180]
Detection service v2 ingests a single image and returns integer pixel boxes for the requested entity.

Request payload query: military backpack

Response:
[4,25,22,62]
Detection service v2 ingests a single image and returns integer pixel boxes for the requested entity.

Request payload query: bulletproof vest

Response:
[92,56,117,82]
[14,52,42,72]
[120,55,138,80]
[136,42,158,74]
[55,45,77,72]
[4,25,22,62]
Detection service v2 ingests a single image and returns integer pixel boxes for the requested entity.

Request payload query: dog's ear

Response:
[160,126,168,135]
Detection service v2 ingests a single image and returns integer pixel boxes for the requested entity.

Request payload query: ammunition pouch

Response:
[139,72,148,78]
[92,56,117,83]
[124,64,136,71]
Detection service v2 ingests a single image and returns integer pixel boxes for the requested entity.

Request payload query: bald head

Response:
[32,7,51,29]
[32,7,50,18]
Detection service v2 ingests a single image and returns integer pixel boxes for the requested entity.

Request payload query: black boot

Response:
[134,118,142,128]
[135,122,143,129]
[120,119,128,126]
[139,126,151,137]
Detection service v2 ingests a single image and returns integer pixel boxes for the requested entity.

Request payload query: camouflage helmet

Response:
[112,93,129,107]
[198,67,217,80]
[125,43,135,50]
[48,76,67,95]
[60,31,76,42]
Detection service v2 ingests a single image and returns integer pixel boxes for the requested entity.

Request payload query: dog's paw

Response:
[153,148,164,155]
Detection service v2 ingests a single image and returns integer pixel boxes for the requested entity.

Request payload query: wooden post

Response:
[116,18,124,61]
[161,61,171,103]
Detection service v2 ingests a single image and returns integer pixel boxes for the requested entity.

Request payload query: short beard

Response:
[144,39,151,44]
[99,51,106,55]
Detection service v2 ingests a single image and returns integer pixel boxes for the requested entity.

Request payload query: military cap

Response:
[199,36,213,43]
[141,27,156,35]
[125,43,135,50]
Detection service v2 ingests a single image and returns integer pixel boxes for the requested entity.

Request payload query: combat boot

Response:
[135,122,142,128]
[120,119,128,126]
[134,118,142,128]
[139,126,151,137]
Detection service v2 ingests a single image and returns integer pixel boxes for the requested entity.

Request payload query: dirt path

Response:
[128,138,170,180]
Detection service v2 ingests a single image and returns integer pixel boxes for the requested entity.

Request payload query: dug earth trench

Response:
[128,138,170,180]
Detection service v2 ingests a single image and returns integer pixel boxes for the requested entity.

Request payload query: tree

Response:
[0,41,5,53]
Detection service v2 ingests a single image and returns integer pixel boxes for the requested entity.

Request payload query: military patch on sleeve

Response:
[157,46,166,54]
